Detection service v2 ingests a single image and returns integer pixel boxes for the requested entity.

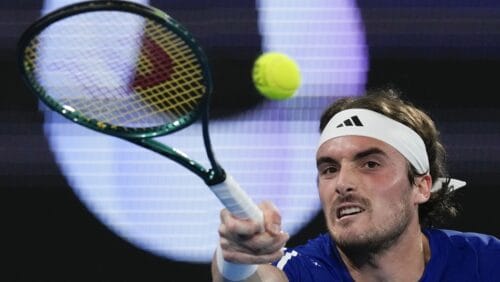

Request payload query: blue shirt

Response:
[272,228,500,281]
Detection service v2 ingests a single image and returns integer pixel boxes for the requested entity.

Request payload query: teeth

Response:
[339,207,362,217]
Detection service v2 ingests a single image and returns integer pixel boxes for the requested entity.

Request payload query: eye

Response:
[364,160,380,169]
[319,165,338,175]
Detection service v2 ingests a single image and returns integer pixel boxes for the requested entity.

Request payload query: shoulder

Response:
[424,228,500,281]
[430,228,500,250]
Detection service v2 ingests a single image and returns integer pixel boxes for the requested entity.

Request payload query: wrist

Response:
[216,245,258,281]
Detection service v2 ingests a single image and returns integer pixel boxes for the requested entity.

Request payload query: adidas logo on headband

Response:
[336,115,364,128]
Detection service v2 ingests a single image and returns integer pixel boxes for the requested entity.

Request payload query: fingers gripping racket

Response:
[18,0,263,226]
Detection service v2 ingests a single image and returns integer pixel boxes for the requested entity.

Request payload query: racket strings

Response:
[24,10,207,132]
[129,24,205,123]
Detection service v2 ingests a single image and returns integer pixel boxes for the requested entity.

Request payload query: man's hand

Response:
[218,200,289,264]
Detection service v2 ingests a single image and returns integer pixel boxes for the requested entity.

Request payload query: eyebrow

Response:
[355,147,386,160]
[316,147,386,168]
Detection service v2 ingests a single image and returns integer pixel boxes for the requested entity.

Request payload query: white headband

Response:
[318,108,466,192]
[319,108,429,173]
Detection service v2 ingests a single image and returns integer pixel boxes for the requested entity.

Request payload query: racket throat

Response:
[206,167,227,185]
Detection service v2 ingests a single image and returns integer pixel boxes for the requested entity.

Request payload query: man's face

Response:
[316,135,423,252]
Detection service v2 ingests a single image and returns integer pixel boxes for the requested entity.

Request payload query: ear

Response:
[414,174,432,204]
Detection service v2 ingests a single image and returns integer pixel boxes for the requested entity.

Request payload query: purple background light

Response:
[40,0,367,262]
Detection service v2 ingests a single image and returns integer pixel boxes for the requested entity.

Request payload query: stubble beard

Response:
[328,199,413,258]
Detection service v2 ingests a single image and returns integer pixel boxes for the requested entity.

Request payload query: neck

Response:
[338,227,430,282]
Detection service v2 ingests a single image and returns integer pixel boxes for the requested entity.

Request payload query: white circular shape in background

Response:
[41,0,368,262]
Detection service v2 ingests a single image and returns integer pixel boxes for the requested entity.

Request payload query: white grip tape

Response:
[210,172,264,226]
[216,245,257,281]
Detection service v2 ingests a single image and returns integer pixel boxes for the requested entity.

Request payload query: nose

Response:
[335,166,356,195]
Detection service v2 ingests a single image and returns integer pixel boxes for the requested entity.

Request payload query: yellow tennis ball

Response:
[252,52,301,100]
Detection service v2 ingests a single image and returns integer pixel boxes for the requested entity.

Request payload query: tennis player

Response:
[211,88,500,281]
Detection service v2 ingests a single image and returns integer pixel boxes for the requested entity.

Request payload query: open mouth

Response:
[337,206,364,219]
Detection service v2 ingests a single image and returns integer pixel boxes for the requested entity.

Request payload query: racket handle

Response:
[210,172,264,229]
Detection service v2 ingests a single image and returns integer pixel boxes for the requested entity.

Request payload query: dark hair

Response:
[319,87,459,228]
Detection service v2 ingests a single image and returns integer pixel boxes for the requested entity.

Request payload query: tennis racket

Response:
[17,0,263,226]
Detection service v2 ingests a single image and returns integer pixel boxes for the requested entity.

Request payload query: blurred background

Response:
[2,0,500,281]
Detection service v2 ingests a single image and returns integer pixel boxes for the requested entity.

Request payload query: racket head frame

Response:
[17,0,226,184]
[17,0,214,140]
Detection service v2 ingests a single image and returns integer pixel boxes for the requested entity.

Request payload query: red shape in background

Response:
[131,36,173,89]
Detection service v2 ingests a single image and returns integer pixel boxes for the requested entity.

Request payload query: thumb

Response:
[260,200,283,235]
